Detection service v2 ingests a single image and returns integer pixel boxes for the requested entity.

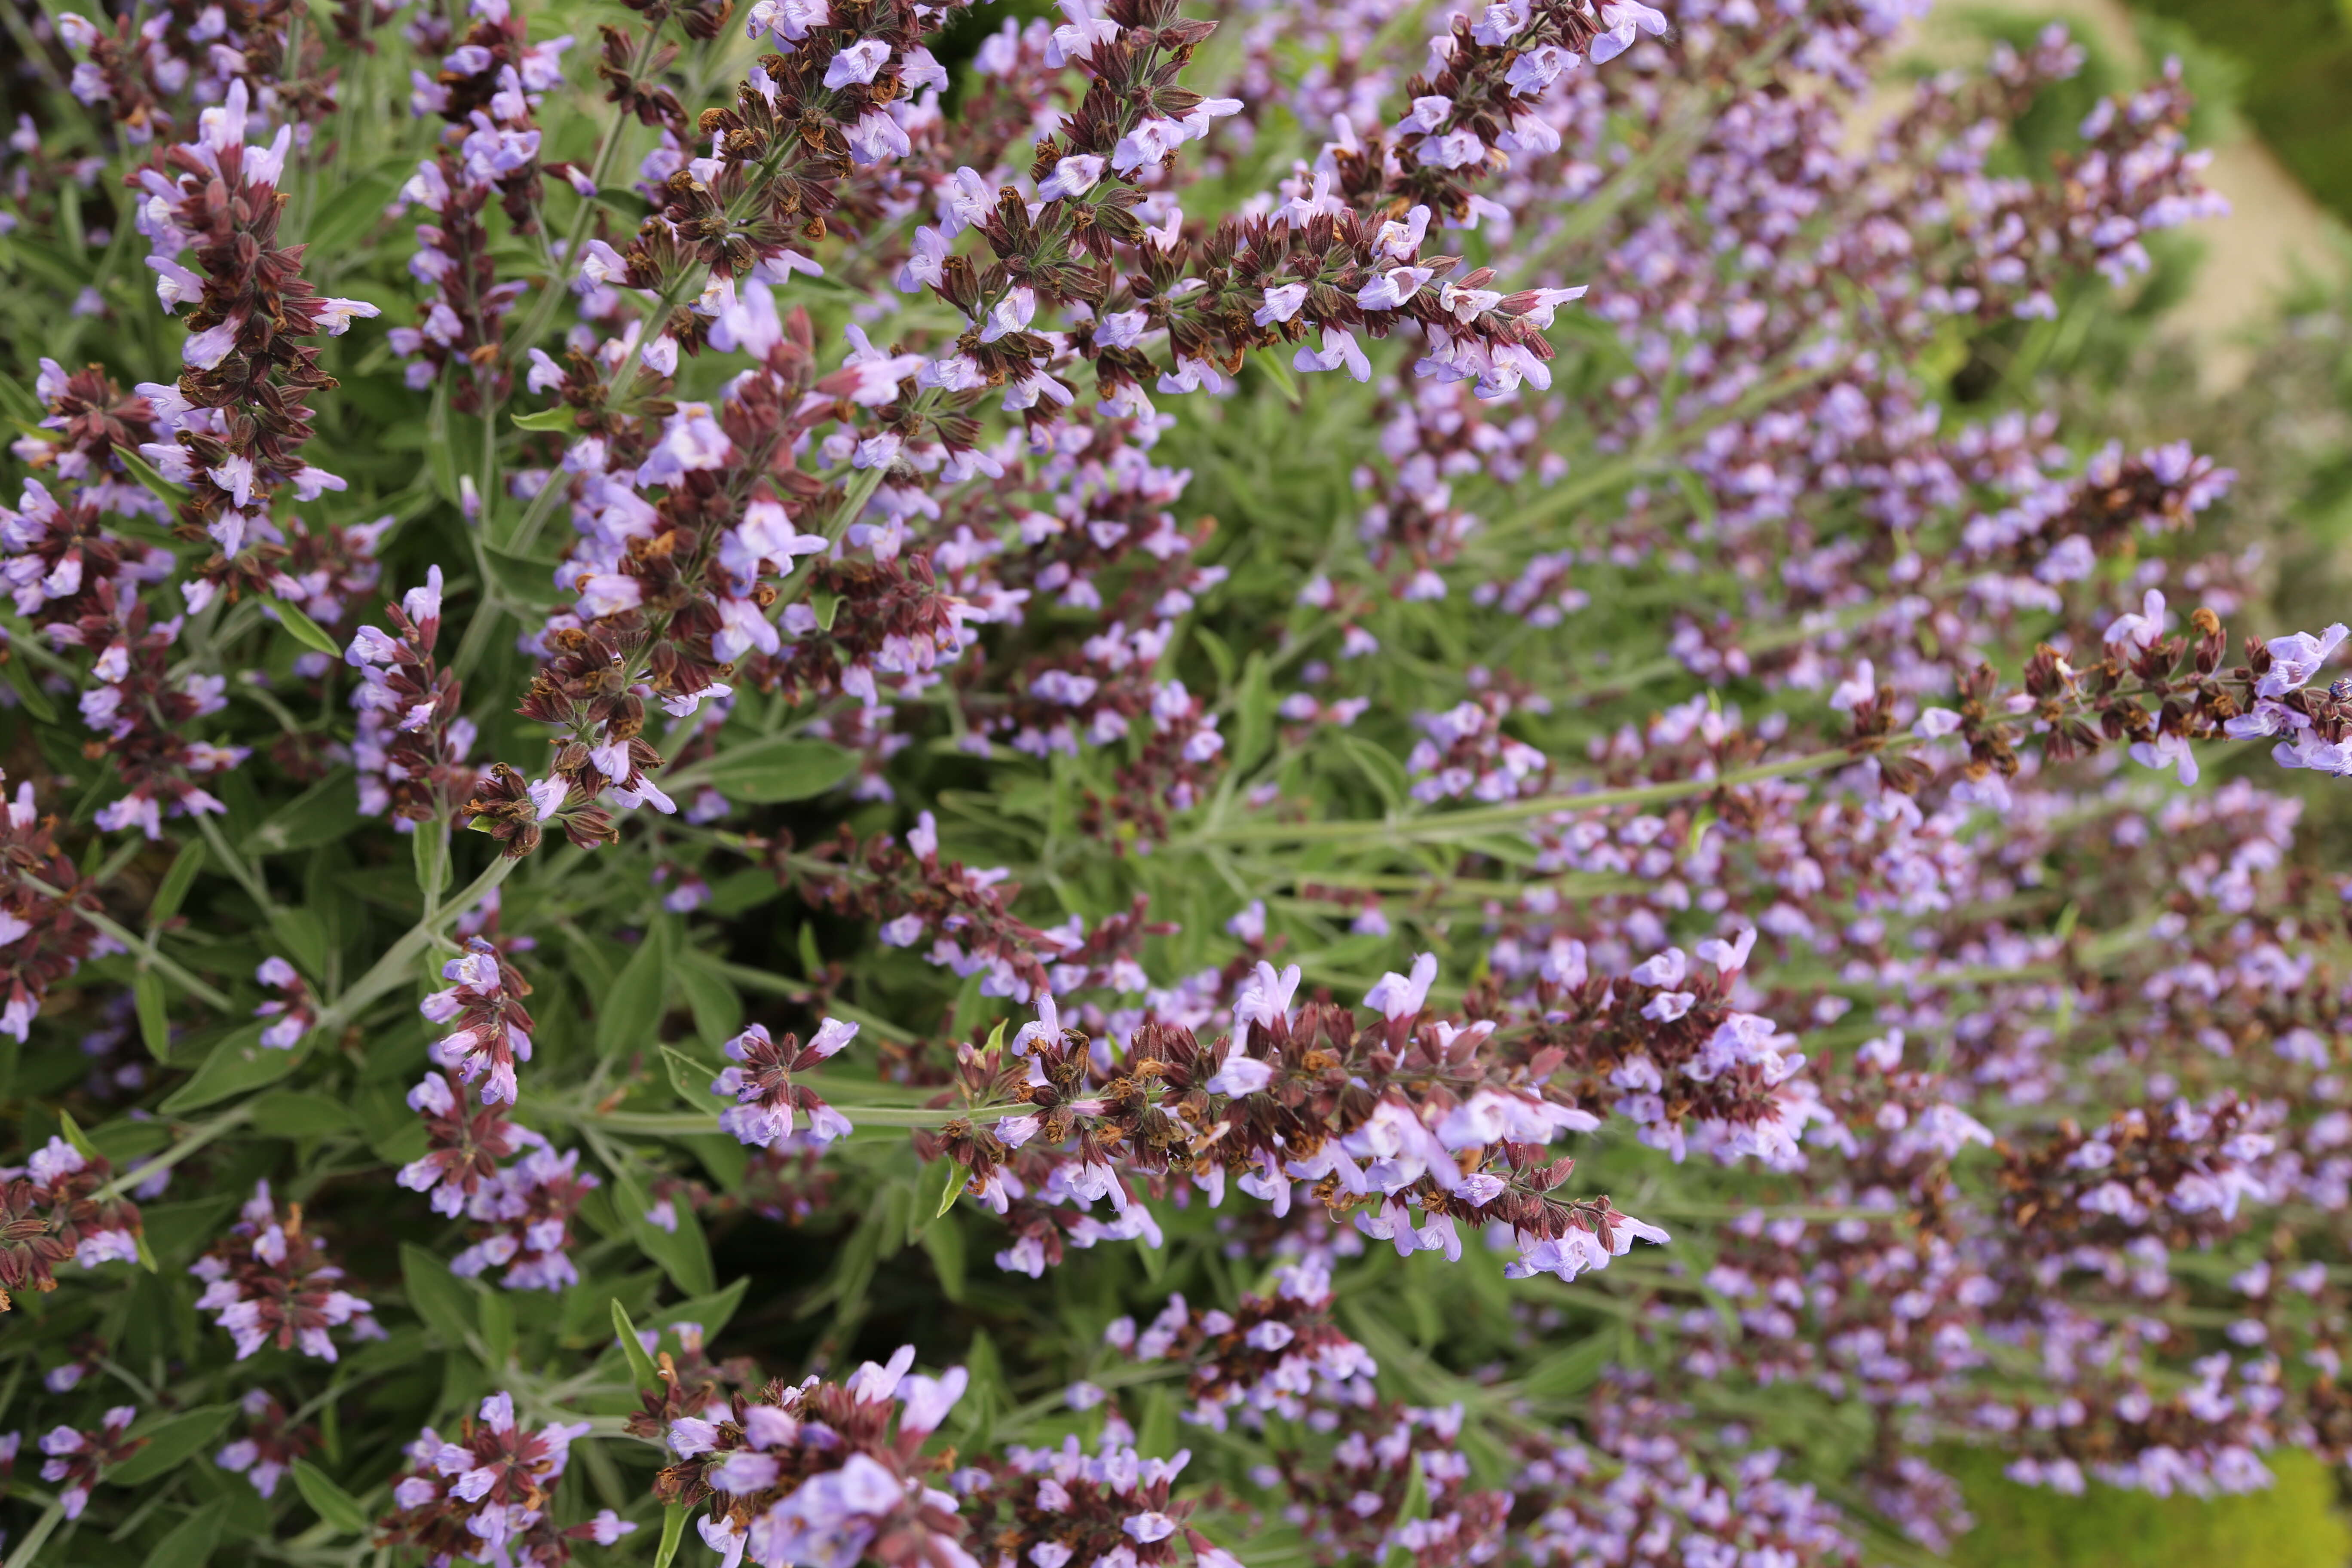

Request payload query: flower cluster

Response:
[190,1181,380,1360]
[37,1403,143,1521]
[713,1018,858,1146]
[377,1391,611,1566]
[449,1143,599,1291]
[215,1390,317,1498]
[348,565,480,826]
[656,1345,975,1568]
[1109,1259,1379,1428]
[903,955,1674,1285]
[0,771,106,1042]
[134,81,377,579]
[0,1136,144,1310]
[391,0,572,401]
[15,0,2352,1554]
[422,935,538,1105]
[959,1434,1243,1568]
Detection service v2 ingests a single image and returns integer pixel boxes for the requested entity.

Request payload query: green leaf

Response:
[675,958,742,1049]
[1256,346,1305,407]
[272,599,343,659]
[592,187,654,225]
[159,1023,302,1114]
[810,588,841,631]
[619,1277,750,1351]
[920,1211,966,1303]
[1381,1455,1430,1568]
[138,1498,227,1568]
[1234,652,1275,773]
[481,545,566,606]
[85,1116,171,1164]
[0,650,58,723]
[662,1044,721,1109]
[1332,730,1409,811]
[356,1081,431,1165]
[1194,625,1236,689]
[109,1404,235,1485]
[696,737,857,803]
[400,1243,481,1356]
[597,925,674,1060]
[56,1108,102,1162]
[249,1090,354,1138]
[151,839,208,923]
[1135,1384,1177,1462]
[412,824,450,903]
[0,369,45,425]
[655,1502,690,1568]
[424,379,460,508]
[116,442,190,508]
[929,1157,968,1221]
[612,1161,716,1297]
[289,1460,371,1536]
[135,1196,238,1269]
[297,161,403,254]
[682,1132,748,1191]
[479,1286,515,1368]
[266,907,330,990]
[612,1298,664,1390]
[244,769,361,856]
[511,405,579,432]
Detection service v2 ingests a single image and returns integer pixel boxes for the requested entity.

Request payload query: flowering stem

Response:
[499,19,675,373]
[92,1105,253,1202]
[571,1102,1025,1135]
[195,811,273,912]
[702,956,913,1043]
[314,853,518,1029]
[0,1502,64,1568]
[1192,744,1898,848]
[20,874,233,1010]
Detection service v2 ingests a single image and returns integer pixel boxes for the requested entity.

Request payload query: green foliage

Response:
[1948,1448,2352,1568]
[2130,0,2352,224]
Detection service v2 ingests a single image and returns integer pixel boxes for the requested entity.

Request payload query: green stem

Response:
[574,1102,1022,1135]
[315,854,518,1029]
[196,812,272,910]
[1,1503,64,1568]
[19,874,234,1010]
[93,1105,253,1202]
[1190,744,1893,847]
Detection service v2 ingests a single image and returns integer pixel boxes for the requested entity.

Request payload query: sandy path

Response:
[1935,0,2347,388]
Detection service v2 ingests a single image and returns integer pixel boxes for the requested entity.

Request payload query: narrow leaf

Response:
[931,1157,967,1220]
[157,1023,299,1114]
[399,1242,481,1356]
[138,1499,226,1568]
[612,1298,662,1390]
[108,1404,234,1484]
[290,1459,371,1535]
[662,1044,722,1109]
[134,973,173,1063]
[150,840,208,923]
[271,598,343,658]
[0,652,57,723]
[695,738,857,803]
[655,1502,690,1568]
[597,927,672,1060]
[116,443,190,507]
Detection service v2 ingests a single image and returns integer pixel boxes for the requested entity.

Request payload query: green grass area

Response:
[2130,0,2352,223]
[1948,1447,2352,1568]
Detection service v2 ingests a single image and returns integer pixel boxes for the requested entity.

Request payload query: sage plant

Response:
[0,0,2338,1563]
